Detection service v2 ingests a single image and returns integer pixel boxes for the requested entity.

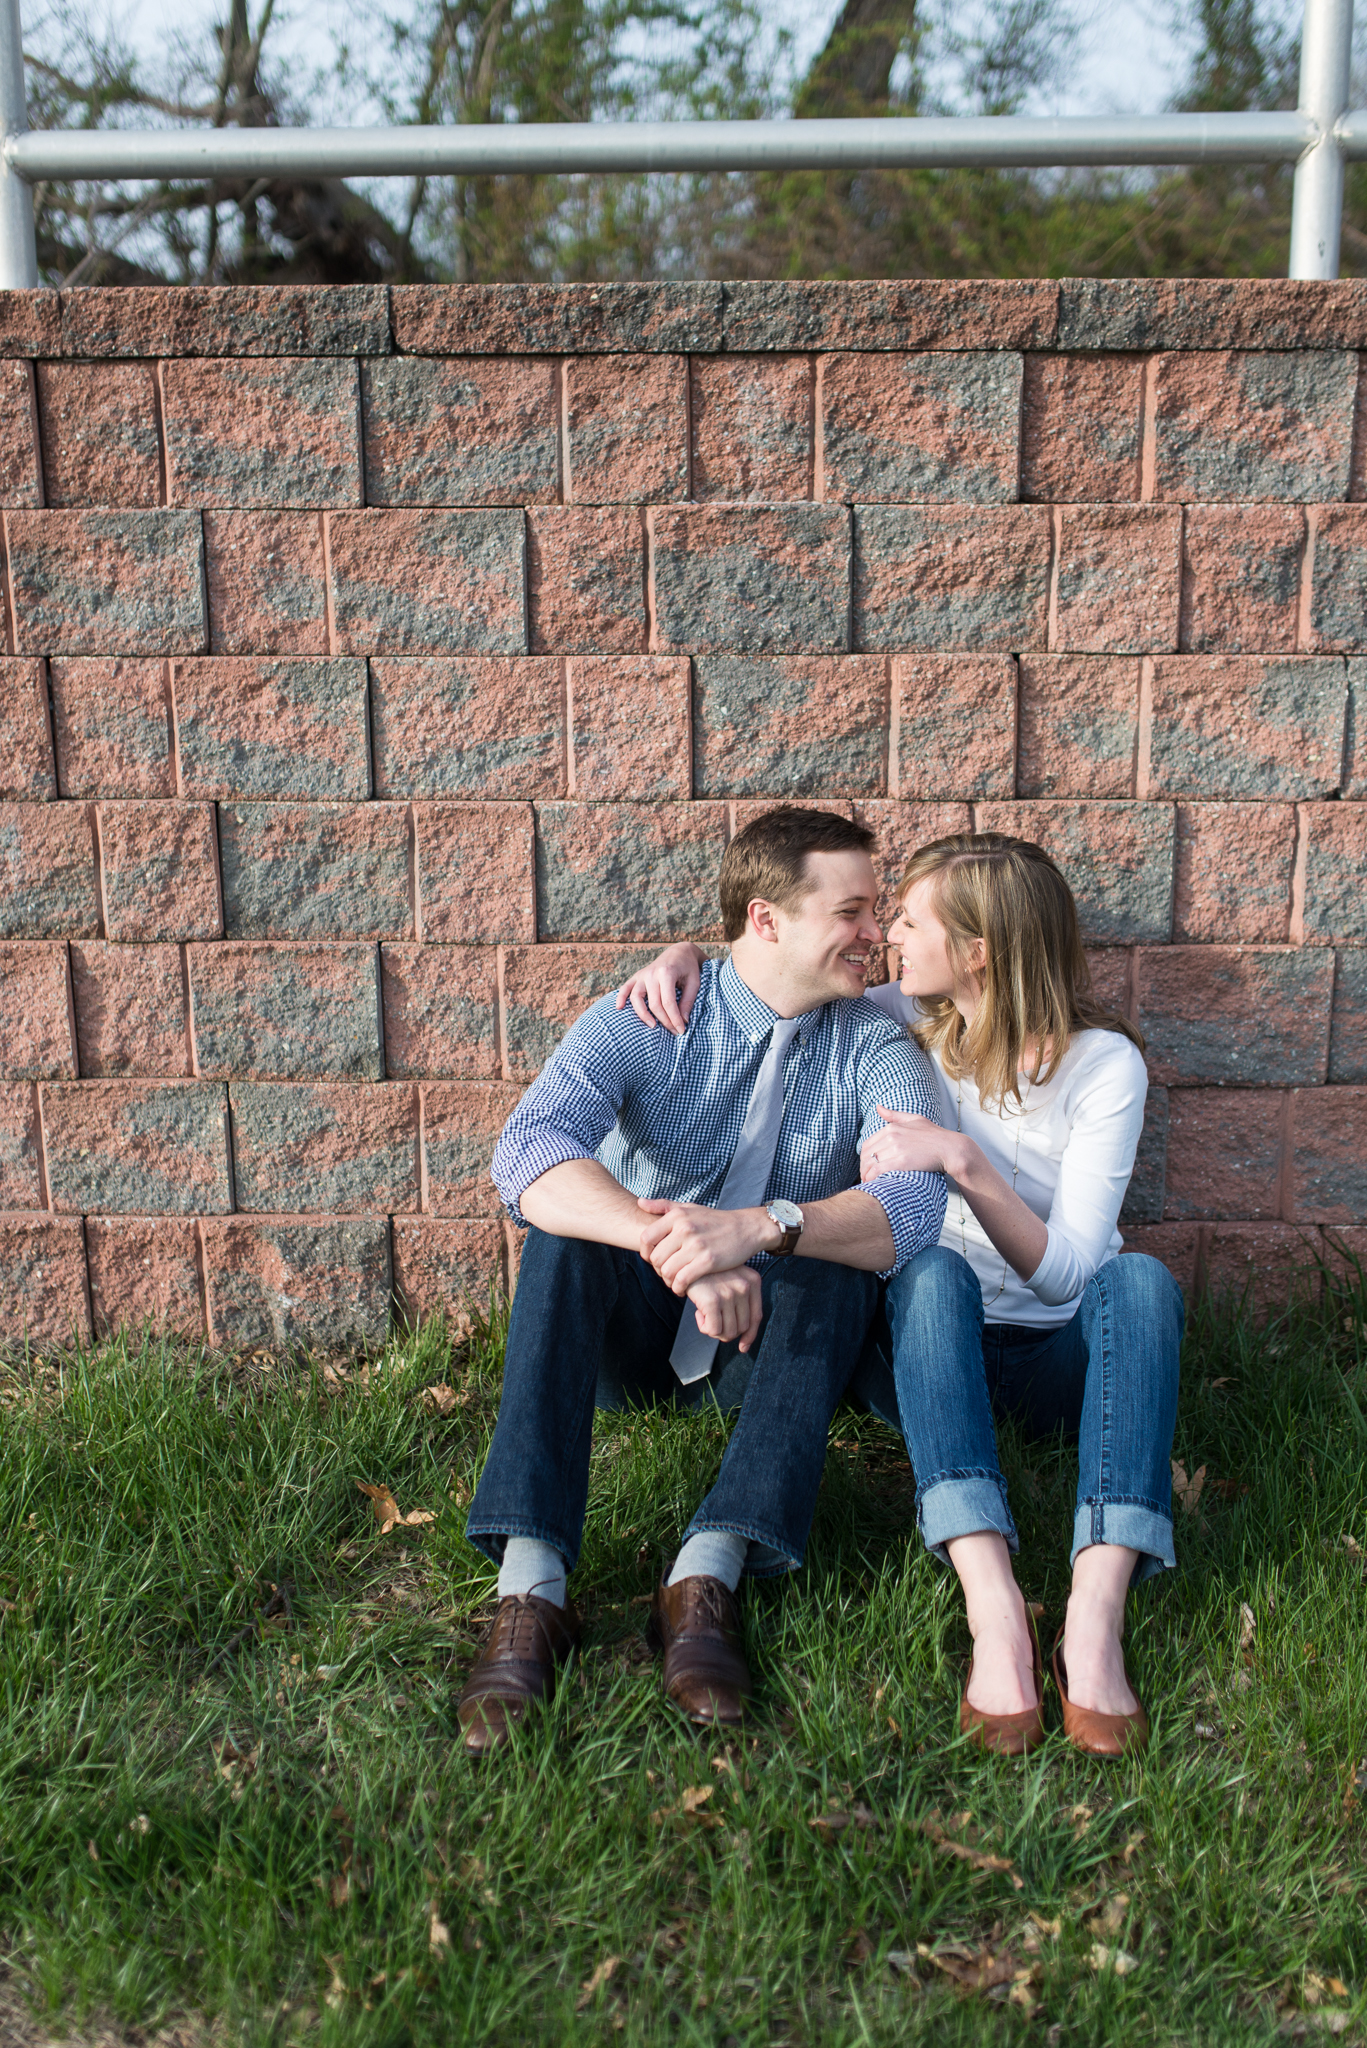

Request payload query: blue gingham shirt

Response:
[492,955,947,1276]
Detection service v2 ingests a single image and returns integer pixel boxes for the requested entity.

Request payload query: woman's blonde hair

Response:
[897,832,1144,1109]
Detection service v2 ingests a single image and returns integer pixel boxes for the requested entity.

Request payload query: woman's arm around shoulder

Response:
[616,942,706,1034]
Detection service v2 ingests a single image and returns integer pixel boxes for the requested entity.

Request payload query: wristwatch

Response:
[765,1199,805,1257]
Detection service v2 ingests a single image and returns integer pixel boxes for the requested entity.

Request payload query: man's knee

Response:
[765,1254,879,1328]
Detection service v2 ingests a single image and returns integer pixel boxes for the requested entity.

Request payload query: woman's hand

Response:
[861,1108,967,1183]
[616,942,706,1034]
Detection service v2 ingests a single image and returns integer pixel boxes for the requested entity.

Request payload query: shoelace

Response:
[491,1595,566,1662]
[679,1578,734,1635]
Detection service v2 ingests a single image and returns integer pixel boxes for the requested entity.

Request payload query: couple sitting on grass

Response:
[456,806,1183,1763]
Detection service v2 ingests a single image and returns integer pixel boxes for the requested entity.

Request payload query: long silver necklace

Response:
[955,1070,1031,1307]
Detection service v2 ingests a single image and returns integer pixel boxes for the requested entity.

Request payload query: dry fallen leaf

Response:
[1341,1534,1364,1560]
[680,1785,713,1815]
[1240,1602,1257,1655]
[428,1909,451,1956]
[421,1383,463,1416]
[87,1839,100,1864]
[845,1926,873,1966]
[924,1943,1020,1991]
[1090,1943,1140,1975]
[811,1803,879,1843]
[576,1956,620,2009]
[356,1480,438,1537]
[329,1868,350,1910]
[129,1814,150,1837]
[920,1811,1024,1890]
[1086,1893,1130,1939]
[1172,1459,1207,1515]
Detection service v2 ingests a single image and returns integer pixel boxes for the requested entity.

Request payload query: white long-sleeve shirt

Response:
[864,981,1148,1328]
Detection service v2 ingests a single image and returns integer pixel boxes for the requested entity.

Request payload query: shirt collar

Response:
[716,955,825,1048]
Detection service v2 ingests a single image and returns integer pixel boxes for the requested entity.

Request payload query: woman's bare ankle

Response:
[1062,1546,1141,1716]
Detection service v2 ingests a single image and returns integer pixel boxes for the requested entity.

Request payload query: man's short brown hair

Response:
[718,807,876,943]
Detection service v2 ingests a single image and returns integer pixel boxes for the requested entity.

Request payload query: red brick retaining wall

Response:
[0,277,1364,1349]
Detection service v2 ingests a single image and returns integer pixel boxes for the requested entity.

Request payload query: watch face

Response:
[769,1200,803,1229]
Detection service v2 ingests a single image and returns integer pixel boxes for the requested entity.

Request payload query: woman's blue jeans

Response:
[849,1245,1184,1583]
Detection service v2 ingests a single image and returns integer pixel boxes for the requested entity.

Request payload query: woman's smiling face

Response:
[885,876,962,1004]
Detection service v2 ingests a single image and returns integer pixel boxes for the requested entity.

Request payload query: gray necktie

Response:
[668,1014,803,1385]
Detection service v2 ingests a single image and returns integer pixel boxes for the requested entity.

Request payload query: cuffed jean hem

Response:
[1070,1500,1176,1584]
[917,1473,1019,1568]
[678,1514,797,1579]
[463,1517,573,1571]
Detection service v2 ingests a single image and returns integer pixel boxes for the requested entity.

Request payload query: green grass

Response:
[1,1270,1366,2047]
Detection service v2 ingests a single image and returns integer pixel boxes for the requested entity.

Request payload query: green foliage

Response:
[0,1268,1365,2043]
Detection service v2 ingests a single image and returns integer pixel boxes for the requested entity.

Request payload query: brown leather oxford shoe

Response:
[649,1575,752,1726]
[455,1593,581,1757]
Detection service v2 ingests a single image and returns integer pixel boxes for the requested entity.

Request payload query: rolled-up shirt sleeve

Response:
[491,1004,636,1226]
[855,1032,949,1276]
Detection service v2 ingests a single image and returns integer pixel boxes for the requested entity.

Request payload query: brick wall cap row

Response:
[10,277,1367,361]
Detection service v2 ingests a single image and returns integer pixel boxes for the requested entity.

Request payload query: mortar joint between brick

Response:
[181,942,199,1078]
[563,657,576,797]
[408,801,422,943]
[1045,505,1062,653]
[59,942,79,1079]
[21,360,44,508]
[417,1083,428,1215]
[362,659,376,800]
[152,361,170,507]
[36,658,57,792]
[1289,801,1309,945]
[194,1216,215,1347]
[90,803,108,941]
[165,659,183,799]
[1138,357,1159,502]
[76,1215,96,1347]
[0,512,17,657]
[1296,504,1319,654]
[321,511,338,658]
[495,943,512,1082]
[886,657,900,799]
[811,355,825,504]
[33,1081,52,1212]
[559,360,572,506]
[208,800,226,940]
[643,507,658,653]
[1274,1088,1297,1224]
[683,353,695,503]
[1135,656,1154,800]
[222,1088,239,1215]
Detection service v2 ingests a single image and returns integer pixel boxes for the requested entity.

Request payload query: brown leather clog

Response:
[649,1575,751,1726]
[1050,1630,1149,1757]
[960,1613,1047,1755]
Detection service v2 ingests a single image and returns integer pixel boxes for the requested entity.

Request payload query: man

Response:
[457,806,947,1755]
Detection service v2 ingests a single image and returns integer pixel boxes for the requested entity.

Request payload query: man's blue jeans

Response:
[467,1228,881,1579]
[850,1245,1184,1583]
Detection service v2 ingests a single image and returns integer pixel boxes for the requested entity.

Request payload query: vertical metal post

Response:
[0,0,37,289]
[1289,0,1354,278]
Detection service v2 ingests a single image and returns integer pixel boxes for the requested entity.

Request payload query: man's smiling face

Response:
[765,848,884,1007]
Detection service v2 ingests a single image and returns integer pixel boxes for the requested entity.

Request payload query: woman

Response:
[618,831,1182,1757]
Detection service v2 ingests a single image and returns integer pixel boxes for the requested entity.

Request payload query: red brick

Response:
[692,655,887,799]
[392,1217,507,1335]
[422,1081,524,1216]
[565,356,688,504]
[1020,354,1143,503]
[1299,803,1367,943]
[98,802,222,943]
[1306,505,1367,652]
[1201,1224,1323,1317]
[1147,655,1345,800]
[1152,350,1356,501]
[1017,656,1137,799]
[50,659,174,798]
[1085,946,1132,1015]
[7,510,207,657]
[0,1083,43,1208]
[534,801,726,942]
[393,281,723,356]
[690,355,811,501]
[1330,949,1367,1082]
[1320,1225,1367,1292]
[57,285,389,360]
[500,941,681,1078]
[380,945,500,1079]
[0,361,42,508]
[721,278,1059,353]
[1180,505,1303,654]
[0,943,75,1079]
[652,504,851,654]
[327,509,525,655]
[0,1216,90,1347]
[731,798,854,834]
[1053,506,1181,655]
[855,800,974,920]
[975,800,1175,944]
[896,655,1014,800]
[527,507,646,655]
[1135,946,1332,1086]
[853,505,1050,652]
[1163,1088,1285,1221]
[229,1080,419,1214]
[360,356,558,506]
[86,1216,205,1340]
[0,292,60,357]
[190,941,382,1081]
[1290,1085,1367,1223]
[1056,278,1367,353]
[415,802,535,945]
[218,803,412,942]
[70,943,188,1079]
[202,1216,391,1350]
[34,362,161,509]
[569,656,690,801]
[173,657,370,801]
[161,358,362,509]
[1121,1081,1168,1224]
[0,803,99,939]
[42,1080,231,1214]
[819,351,1021,505]
[0,659,57,799]
[1118,1222,1202,1295]
[203,511,329,657]
[370,657,564,800]
[1173,802,1295,944]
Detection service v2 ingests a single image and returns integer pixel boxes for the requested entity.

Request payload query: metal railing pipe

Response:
[0,0,37,289]
[1289,0,1354,277]
[2,109,1318,184]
